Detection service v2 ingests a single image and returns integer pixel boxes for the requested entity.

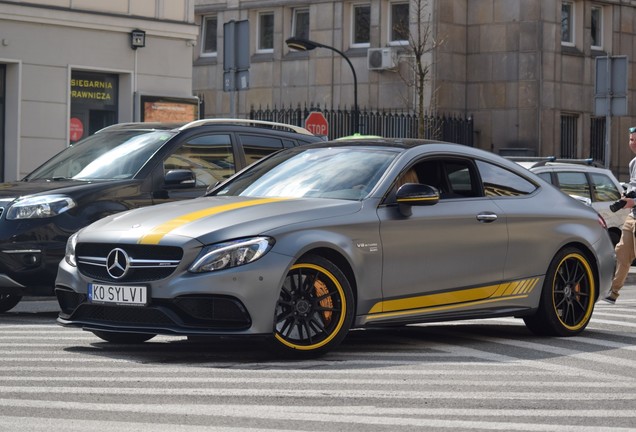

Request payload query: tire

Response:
[91,330,156,344]
[271,254,354,358]
[0,293,22,313]
[524,247,596,336]
[609,230,620,247]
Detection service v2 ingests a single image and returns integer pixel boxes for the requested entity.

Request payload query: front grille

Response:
[73,304,174,325]
[66,295,252,331]
[173,295,250,324]
[76,243,183,283]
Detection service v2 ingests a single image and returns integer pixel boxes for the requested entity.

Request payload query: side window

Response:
[164,135,235,187]
[536,172,553,184]
[258,12,275,52]
[446,161,478,197]
[561,1,574,46]
[389,1,409,45]
[590,173,621,202]
[405,158,479,199]
[554,171,591,200]
[238,134,285,166]
[351,3,371,47]
[292,8,310,39]
[476,160,537,197]
[200,15,218,57]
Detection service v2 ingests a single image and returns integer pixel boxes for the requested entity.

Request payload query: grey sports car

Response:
[55,139,615,357]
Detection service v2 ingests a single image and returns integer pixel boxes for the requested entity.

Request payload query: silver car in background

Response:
[55,139,615,357]
[509,157,627,246]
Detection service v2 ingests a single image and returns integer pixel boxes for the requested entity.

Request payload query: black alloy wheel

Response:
[524,247,596,336]
[272,254,354,357]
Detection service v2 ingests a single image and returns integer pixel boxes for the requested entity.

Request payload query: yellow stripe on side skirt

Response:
[367,277,540,319]
[139,198,287,245]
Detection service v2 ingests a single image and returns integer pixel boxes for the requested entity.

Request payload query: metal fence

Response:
[249,105,473,146]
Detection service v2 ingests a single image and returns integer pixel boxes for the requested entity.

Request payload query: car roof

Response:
[305,138,452,149]
[505,156,603,168]
[96,118,315,136]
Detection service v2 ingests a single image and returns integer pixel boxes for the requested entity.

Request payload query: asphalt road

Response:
[1,280,635,431]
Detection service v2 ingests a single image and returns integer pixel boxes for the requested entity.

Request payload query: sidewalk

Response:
[627,266,636,285]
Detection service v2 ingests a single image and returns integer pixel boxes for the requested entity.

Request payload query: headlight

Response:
[64,232,79,267]
[189,237,274,273]
[6,194,76,220]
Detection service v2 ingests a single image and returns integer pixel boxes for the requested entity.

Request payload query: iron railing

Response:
[249,104,473,146]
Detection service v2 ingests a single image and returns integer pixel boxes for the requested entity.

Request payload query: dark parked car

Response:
[0,119,321,312]
[55,139,614,357]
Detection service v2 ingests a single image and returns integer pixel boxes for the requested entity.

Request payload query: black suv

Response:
[0,119,321,312]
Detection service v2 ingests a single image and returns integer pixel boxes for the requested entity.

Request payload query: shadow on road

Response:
[57,320,628,367]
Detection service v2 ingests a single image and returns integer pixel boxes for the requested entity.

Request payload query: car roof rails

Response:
[505,156,602,167]
[96,122,185,133]
[179,118,314,135]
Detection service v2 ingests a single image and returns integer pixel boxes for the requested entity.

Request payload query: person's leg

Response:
[610,216,636,300]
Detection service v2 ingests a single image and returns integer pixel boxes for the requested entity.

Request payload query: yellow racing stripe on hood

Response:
[139,198,287,244]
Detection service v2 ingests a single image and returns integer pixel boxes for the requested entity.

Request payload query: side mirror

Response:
[396,183,440,216]
[164,169,196,189]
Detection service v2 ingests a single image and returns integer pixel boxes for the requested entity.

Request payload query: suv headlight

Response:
[65,232,79,267]
[189,237,274,273]
[6,194,76,220]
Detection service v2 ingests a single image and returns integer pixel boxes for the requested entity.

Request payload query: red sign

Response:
[305,112,329,136]
[69,117,84,142]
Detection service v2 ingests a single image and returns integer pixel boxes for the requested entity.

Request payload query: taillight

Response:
[598,214,608,229]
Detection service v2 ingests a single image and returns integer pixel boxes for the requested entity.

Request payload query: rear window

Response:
[590,173,621,202]
[476,160,537,197]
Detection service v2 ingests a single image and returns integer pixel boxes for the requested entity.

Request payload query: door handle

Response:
[476,212,498,223]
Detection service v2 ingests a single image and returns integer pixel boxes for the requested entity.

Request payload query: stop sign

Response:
[305,112,329,136]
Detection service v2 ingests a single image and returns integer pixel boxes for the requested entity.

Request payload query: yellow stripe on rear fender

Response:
[139,198,287,245]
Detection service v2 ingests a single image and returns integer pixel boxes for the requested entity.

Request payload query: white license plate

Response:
[88,283,147,306]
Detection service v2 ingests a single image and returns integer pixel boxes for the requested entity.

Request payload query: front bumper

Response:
[56,288,253,334]
[0,243,64,294]
[54,249,294,336]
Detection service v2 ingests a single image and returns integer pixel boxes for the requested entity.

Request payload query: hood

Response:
[80,196,363,245]
[0,179,102,202]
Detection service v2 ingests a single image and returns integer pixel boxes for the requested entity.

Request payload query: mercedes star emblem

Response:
[106,248,130,279]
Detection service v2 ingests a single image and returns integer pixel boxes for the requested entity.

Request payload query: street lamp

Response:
[285,37,359,134]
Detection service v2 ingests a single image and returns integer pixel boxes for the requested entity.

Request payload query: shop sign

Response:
[70,73,117,105]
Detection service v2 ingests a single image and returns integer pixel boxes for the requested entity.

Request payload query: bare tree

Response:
[394,0,439,138]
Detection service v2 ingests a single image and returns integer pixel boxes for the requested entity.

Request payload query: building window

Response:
[590,117,606,164]
[591,5,602,49]
[200,15,218,56]
[561,1,574,46]
[560,114,578,158]
[352,3,370,47]
[292,8,309,40]
[258,12,274,52]
[389,2,410,44]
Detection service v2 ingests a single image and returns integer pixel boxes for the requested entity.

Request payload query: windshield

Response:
[25,130,177,181]
[213,147,397,200]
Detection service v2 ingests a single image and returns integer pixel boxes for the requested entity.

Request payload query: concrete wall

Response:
[0,0,198,179]
[193,0,430,125]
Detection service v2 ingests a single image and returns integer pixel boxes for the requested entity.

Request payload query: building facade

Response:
[0,0,198,180]
[193,0,636,178]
